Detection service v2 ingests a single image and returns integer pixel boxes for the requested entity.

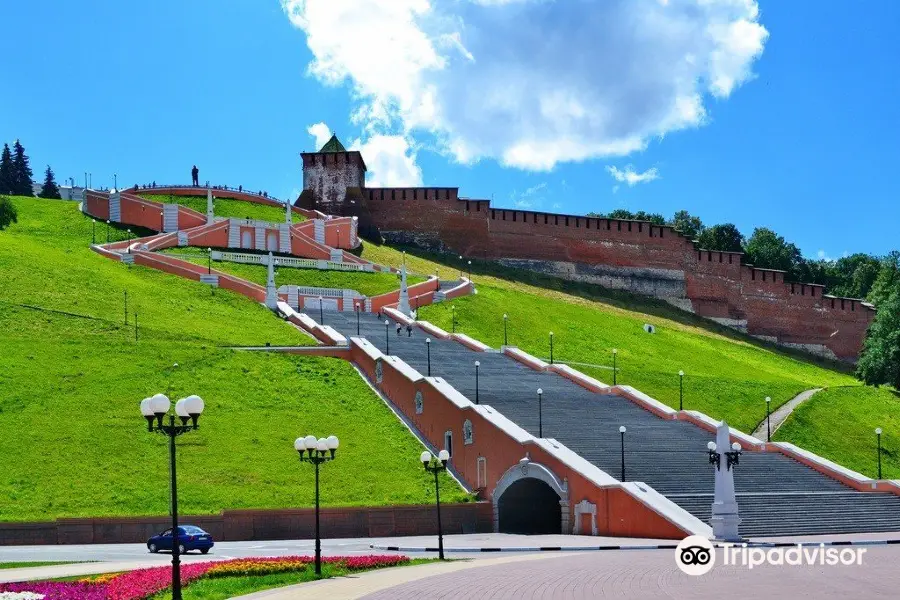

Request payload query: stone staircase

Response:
[163,204,179,232]
[321,311,900,537]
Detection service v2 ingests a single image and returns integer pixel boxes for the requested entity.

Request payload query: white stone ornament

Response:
[415,390,423,414]
[463,419,473,444]
[375,361,383,384]
[710,420,742,542]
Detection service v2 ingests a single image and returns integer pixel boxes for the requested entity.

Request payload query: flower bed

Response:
[0,555,410,600]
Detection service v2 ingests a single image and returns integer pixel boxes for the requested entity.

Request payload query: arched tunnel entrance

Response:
[497,477,562,534]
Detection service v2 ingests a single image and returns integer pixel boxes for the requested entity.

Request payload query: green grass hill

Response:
[0,197,466,521]
[139,193,304,224]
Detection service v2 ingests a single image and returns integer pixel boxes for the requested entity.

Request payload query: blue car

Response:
[147,526,214,554]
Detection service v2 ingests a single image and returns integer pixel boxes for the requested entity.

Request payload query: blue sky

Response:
[2,0,898,259]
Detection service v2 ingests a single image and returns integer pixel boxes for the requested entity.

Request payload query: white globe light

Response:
[317,438,327,452]
[175,398,190,417]
[385,320,390,326]
[326,435,339,450]
[612,348,618,354]
[619,426,626,433]
[876,427,883,435]
[679,370,684,377]
[707,441,717,451]
[438,449,450,462]
[731,442,742,452]
[426,338,431,343]
[150,393,170,415]
[184,395,204,416]
[765,396,771,403]
[304,435,317,448]
[140,398,154,417]
[475,361,480,367]
[294,437,306,451]
[537,388,543,395]
[420,450,432,464]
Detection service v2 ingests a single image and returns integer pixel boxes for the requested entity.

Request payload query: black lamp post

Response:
[612,349,618,385]
[294,434,339,576]
[385,319,390,354]
[467,260,472,280]
[458,255,463,279]
[426,338,432,376]
[876,428,883,479]
[139,393,206,600]
[106,220,110,243]
[619,425,626,481]
[474,360,480,404]
[207,248,212,274]
[708,441,742,471]
[92,219,96,244]
[549,332,554,365]
[765,396,772,442]
[503,314,508,346]
[114,172,118,189]
[421,449,450,560]
[451,305,457,334]
[679,370,685,411]
[537,388,544,438]
[318,296,324,326]
[355,302,361,336]
[127,229,132,253]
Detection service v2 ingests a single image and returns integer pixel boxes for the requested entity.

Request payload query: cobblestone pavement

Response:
[359,545,899,600]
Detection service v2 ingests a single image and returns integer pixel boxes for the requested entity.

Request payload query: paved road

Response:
[752,388,822,440]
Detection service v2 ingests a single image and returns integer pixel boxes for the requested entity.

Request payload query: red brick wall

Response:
[0,503,492,546]
[362,192,874,361]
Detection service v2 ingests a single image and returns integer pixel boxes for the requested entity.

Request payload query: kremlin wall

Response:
[296,136,874,362]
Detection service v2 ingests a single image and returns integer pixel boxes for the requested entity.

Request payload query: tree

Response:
[0,144,12,194]
[11,140,33,196]
[697,223,744,253]
[744,227,803,274]
[672,210,705,240]
[856,254,900,389]
[0,196,17,230]
[38,165,61,199]
[831,254,882,299]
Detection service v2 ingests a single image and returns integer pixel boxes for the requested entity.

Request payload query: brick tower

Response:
[296,135,367,215]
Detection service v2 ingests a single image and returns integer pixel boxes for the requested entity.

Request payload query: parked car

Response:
[147,526,214,554]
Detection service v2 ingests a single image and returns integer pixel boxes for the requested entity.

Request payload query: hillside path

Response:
[752,388,822,441]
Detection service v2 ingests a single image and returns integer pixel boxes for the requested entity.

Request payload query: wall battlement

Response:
[296,138,874,362]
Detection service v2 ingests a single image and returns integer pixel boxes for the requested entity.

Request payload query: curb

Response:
[371,539,900,553]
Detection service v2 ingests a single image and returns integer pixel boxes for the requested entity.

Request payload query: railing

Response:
[209,250,377,272]
[129,184,283,203]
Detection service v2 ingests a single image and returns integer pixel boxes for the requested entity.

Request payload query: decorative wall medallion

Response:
[463,419,473,444]
[375,361,383,384]
[415,391,424,414]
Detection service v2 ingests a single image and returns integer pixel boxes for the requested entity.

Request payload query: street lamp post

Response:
[426,338,432,376]
[385,319,390,354]
[765,397,772,442]
[421,449,451,560]
[126,229,132,253]
[619,426,626,481]
[106,220,111,243]
[474,360,480,404]
[318,296,324,325]
[139,393,206,600]
[679,371,685,411]
[294,435,339,576]
[876,428,883,479]
[458,255,463,279]
[114,172,117,189]
[549,332,554,365]
[355,302,361,336]
[451,305,457,334]
[612,349,618,385]
[207,248,212,274]
[92,219,96,244]
[537,388,543,438]
[467,260,472,280]
[503,314,508,347]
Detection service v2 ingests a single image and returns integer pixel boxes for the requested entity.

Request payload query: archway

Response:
[498,478,561,534]
[266,232,278,252]
[492,458,569,534]
[240,230,252,249]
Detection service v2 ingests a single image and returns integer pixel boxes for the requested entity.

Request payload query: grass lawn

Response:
[162,248,423,297]
[0,562,86,569]
[359,242,862,435]
[776,386,900,479]
[139,194,304,224]
[0,197,467,521]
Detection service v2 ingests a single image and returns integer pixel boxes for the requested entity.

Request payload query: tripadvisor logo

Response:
[675,536,715,576]
[675,536,868,575]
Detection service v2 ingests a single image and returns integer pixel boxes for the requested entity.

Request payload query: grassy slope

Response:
[139,194,304,223]
[162,248,423,297]
[776,386,900,479]
[358,243,860,434]
[0,197,466,521]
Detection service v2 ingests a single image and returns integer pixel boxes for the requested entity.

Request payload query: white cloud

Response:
[512,182,547,208]
[281,0,768,172]
[350,134,423,187]
[307,122,332,150]
[606,165,660,187]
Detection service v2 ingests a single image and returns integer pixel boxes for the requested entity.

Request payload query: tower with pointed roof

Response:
[296,134,367,215]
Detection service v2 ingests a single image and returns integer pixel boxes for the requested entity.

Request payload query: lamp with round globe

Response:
[421,448,451,560]
[619,425,627,481]
[294,432,339,575]
[876,427,884,479]
[137,391,206,600]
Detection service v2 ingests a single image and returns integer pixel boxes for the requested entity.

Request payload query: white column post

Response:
[397,252,411,316]
[206,188,214,224]
[711,420,742,541]
[265,252,278,309]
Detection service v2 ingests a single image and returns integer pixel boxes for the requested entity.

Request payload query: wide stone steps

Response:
[322,311,900,537]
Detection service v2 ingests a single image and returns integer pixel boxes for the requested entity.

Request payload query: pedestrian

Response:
[191,165,199,187]
[406,324,412,337]
[396,323,402,336]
